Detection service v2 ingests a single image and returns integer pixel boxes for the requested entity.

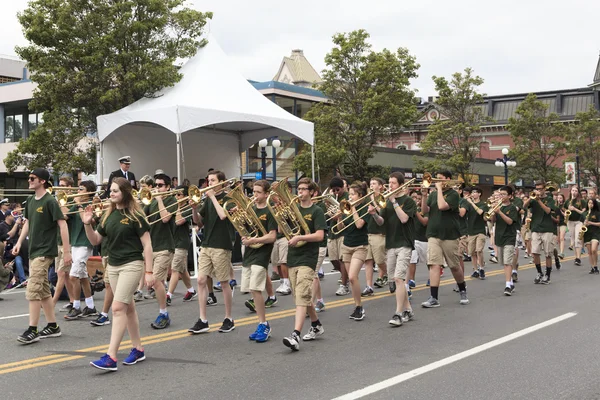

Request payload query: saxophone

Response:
[579,212,591,241]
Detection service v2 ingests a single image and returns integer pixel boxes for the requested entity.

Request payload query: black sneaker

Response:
[504,286,513,296]
[283,332,300,351]
[595,266,600,275]
[17,327,39,344]
[39,325,62,339]
[389,281,396,294]
[388,314,403,327]
[575,258,582,266]
[511,271,518,282]
[59,303,73,313]
[349,306,365,321]
[589,267,595,275]
[64,307,82,320]
[166,295,172,306]
[81,307,98,318]
[555,258,561,270]
[245,298,256,313]
[188,319,210,334]
[541,275,550,285]
[470,270,480,278]
[207,293,218,306]
[479,269,486,280]
[534,273,543,284]
[218,318,235,333]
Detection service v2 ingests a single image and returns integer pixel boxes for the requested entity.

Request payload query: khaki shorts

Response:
[410,240,428,265]
[108,260,144,304]
[55,245,69,273]
[558,225,567,237]
[69,246,92,279]
[531,232,556,258]
[467,233,487,255]
[288,266,315,306]
[497,245,515,266]
[428,237,460,270]
[567,220,583,248]
[585,238,599,246]
[342,244,368,264]
[271,237,288,265]
[102,256,110,285]
[171,248,188,274]
[523,229,532,241]
[26,257,53,301]
[241,265,267,292]
[458,236,468,254]
[386,247,412,280]
[316,247,327,270]
[327,237,344,262]
[366,234,386,265]
[152,250,174,281]
[198,247,232,282]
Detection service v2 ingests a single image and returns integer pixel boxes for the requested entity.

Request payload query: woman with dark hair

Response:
[565,186,586,265]
[556,193,567,258]
[581,199,600,274]
[82,177,153,371]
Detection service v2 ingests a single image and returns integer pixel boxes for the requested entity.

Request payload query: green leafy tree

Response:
[6,0,212,174]
[507,93,567,184]
[416,68,491,182]
[565,106,600,187]
[293,29,419,182]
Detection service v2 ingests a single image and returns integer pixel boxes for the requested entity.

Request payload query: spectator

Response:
[0,210,27,286]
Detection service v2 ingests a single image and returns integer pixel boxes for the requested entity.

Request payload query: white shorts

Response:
[410,240,428,265]
[69,246,92,279]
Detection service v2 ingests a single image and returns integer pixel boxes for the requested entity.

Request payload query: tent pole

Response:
[311,144,315,181]
[176,133,182,181]
[98,141,104,184]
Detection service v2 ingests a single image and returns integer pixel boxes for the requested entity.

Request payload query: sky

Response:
[1,0,599,98]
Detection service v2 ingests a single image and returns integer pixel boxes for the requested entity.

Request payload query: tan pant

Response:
[108,260,144,304]
[289,266,315,306]
[366,234,386,265]
[152,250,174,281]
[567,220,583,248]
[198,247,232,282]
[241,265,267,292]
[171,248,188,274]
[316,247,327,270]
[26,257,53,301]
[467,233,486,255]
[102,256,110,285]
[271,237,288,265]
[55,245,69,273]
[386,247,412,280]
[342,244,368,264]
[427,237,460,269]
[497,245,515,266]
[327,237,344,261]
[531,232,556,258]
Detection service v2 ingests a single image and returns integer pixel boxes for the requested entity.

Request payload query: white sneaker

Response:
[276,282,291,295]
[335,284,350,296]
[302,325,324,341]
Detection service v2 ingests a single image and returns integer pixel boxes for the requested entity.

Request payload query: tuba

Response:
[267,177,311,247]
[223,184,268,249]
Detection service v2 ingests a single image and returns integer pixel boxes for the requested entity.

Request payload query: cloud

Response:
[1,0,598,97]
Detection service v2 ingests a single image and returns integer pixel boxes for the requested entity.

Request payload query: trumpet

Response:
[266,177,310,247]
[223,184,268,249]
[484,199,503,220]
[421,173,462,190]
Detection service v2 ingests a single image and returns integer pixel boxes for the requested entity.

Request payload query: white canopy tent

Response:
[96,35,315,185]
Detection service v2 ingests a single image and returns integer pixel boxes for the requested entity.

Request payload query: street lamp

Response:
[495,147,516,185]
[259,138,282,180]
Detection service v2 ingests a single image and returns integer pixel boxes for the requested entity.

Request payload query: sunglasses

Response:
[156,183,166,188]
[28,176,37,182]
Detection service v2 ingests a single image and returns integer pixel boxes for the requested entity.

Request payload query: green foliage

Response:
[7,0,212,174]
[565,106,600,187]
[293,29,419,182]
[418,68,491,182]
[507,93,567,184]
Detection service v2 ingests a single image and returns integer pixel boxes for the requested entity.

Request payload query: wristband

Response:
[84,223,91,226]
[145,271,153,275]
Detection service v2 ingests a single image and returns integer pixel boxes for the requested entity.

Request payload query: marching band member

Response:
[582,199,600,274]
[465,187,489,279]
[565,186,586,266]
[328,177,350,296]
[312,187,329,313]
[282,178,326,351]
[134,175,155,302]
[15,168,72,344]
[420,171,469,308]
[511,189,524,282]
[489,186,518,296]
[189,170,237,334]
[457,185,470,276]
[84,177,152,370]
[364,177,388,295]
[272,180,292,295]
[372,172,416,326]
[408,190,429,289]
[54,176,75,311]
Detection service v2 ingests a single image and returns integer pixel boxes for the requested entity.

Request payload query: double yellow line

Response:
[0,256,575,375]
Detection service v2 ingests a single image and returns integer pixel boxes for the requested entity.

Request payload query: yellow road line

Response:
[0,257,575,375]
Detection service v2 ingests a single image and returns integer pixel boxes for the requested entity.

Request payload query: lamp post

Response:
[494,147,516,186]
[258,138,282,180]
[575,147,581,188]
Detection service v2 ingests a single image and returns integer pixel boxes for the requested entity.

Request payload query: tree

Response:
[293,29,419,182]
[507,93,567,184]
[416,68,490,182]
[565,106,600,187]
[5,0,212,174]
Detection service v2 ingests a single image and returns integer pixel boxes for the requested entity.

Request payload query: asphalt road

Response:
[0,246,598,400]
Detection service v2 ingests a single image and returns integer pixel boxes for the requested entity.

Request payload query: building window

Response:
[4,114,23,143]
[396,144,407,150]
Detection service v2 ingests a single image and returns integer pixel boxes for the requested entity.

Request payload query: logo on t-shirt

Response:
[120,218,130,225]
[36,206,43,214]
[259,214,267,221]
[304,214,312,222]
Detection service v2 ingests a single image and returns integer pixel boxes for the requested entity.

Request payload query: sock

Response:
[311,319,321,327]
[318,267,324,275]
[405,283,410,291]
[101,312,108,318]
[457,281,467,292]
[283,278,290,285]
[29,325,37,332]
[48,322,57,328]
[167,292,172,298]
[201,319,207,323]
[293,329,301,337]
[506,281,512,288]
[270,296,277,300]
[85,297,94,309]
[159,308,167,315]
[73,300,81,310]
[512,269,517,274]
[535,264,542,274]
[187,288,195,293]
[546,267,552,278]
[318,298,323,303]
[430,286,439,299]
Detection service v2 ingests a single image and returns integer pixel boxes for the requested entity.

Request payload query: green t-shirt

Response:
[380,195,416,249]
[494,203,518,247]
[341,204,369,247]
[512,197,524,228]
[316,201,328,247]
[24,193,65,258]
[200,192,235,250]
[458,198,468,236]
[243,205,278,268]
[555,205,566,226]
[414,211,428,242]
[96,209,150,266]
[328,191,349,239]
[173,208,193,250]
[527,196,556,233]
[287,203,327,270]
[144,196,177,252]
[367,204,386,235]
[580,210,600,242]
[466,200,489,236]
[426,189,460,240]
[68,205,92,248]
[565,198,586,222]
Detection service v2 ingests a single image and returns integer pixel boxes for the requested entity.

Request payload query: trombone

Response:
[145,185,202,219]
[57,190,104,207]
[329,192,379,235]
[421,173,463,190]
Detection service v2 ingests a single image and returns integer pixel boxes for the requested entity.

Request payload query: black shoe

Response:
[470,270,480,278]
[555,259,561,270]
[244,298,256,313]
[575,258,582,266]
[218,318,235,333]
[511,271,518,282]
[188,319,210,334]
[504,286,513,296]
[166,295,172,306]
[595,267,600,275]
[541,275,550,285]
[534,273,542,284]
[349,306,365,321]
[589,267,595,275]
[64,307,82,320]
[17,327,39,344]
[81,306,98,318]
[479,269,486,280]
[39,325,61,339]
[389,281,396,294]
[207,293,218,306]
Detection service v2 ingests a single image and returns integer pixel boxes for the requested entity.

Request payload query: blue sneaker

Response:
[408,280,416,288]
[249,324,262,341]
[90,354,117,371]
[426,279,430,287]
[90,314,110,326]
[123,348,146,365]
[213,282,222,292]
[150,313,171,329]
[229,279,237,289]
[254,323,271,343]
